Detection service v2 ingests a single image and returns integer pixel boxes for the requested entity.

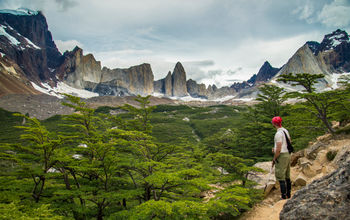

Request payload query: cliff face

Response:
[316,29,350,72]
[171,62,187,97]
[57,47,102,89]
[0,9,62,83]
[277,44,330,76]
[56,46,154,96]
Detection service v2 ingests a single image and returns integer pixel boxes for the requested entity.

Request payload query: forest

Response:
[0,73,349,219]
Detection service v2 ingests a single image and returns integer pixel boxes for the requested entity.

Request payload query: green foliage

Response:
[326,150,337,161]
[278,73,341,134]
[256,84,286,117]
[0,202,64,220]
[2,79,349,219]
[0,108,23,143]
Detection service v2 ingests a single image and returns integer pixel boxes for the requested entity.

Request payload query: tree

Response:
[12,114,62,203]
[278,73,339,134]
[256,84,286,118]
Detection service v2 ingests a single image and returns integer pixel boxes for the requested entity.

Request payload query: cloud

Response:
[292,1,316,23]
[54,0,78,11]
[318,0,350,27]
[55,39,83,53]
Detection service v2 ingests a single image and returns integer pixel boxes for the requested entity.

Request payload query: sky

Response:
[0,0,350,87]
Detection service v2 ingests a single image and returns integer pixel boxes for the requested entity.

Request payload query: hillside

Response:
[241,132,350,219]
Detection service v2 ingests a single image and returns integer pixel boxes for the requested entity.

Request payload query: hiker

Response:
[271,116,292,199]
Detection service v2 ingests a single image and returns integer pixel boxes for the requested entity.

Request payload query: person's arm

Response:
[272,142,282,166]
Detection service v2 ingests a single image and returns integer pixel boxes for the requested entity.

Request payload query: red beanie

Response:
[272,116,282,127]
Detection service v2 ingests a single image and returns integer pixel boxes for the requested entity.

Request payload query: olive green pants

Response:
[275,153,291,181]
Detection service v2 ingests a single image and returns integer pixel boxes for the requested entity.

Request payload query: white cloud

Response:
[318,0,350,27]
[55,39,83,53]
[292,1,316,23]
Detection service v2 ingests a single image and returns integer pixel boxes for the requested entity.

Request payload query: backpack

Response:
[283,131,294,153]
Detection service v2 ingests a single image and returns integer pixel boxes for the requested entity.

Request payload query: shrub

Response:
[326,150,337,161]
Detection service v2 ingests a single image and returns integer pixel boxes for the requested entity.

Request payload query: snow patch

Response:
[0,25,20,46]
[0,8,39,16]
[325,72,350,90]
[170,96,208,102]
[152,92,165,98]
[232,97,255,102]
[23,36,41,49]
[31,81,99,99]
[214,95,236,102]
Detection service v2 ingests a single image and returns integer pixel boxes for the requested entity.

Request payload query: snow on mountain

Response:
[0,25,20,46]
[23,36,41,49]
[31,81,99,99]
[0,24,41,50]
[325,72,350,90]
[0,8,39,16]
[328,32,349,49]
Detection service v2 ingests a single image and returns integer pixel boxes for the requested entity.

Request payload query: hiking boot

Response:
[286,178,291,199]
[279,180,287,199]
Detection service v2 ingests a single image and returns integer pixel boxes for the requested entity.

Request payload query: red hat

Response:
[272,116,282,127]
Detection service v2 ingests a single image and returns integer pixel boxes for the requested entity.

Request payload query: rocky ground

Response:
[240,133,350,220]
[0,94,177,120]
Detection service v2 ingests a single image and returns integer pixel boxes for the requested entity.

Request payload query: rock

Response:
[290,151,303,167]
[332,145,350,167]
[164,71,172,97]
[186,79,208,98]
[182,117,190,122]
[305,141,326,160]
[0,10,62,90]
[314,149,328,165]
[171,62,187,97]
[280,151,350,220]
[247,162,276,195]
[302,164,316,178]
[297,157,312,168]
[294,173,307,186]
[59,47,102,89]
[249,61,280,86]
[275,44,331,80]
[316,29,350,73]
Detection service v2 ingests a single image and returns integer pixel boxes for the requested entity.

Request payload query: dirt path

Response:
[240,189,295,220]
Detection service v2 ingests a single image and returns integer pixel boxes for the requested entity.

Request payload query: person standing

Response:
[271,116,292,199]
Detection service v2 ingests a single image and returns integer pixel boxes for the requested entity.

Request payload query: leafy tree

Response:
[11,114,63,203]
[278,73,341,134]
[256,84,286,118]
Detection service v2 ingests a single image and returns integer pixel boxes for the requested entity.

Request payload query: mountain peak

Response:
[317,29,349,54]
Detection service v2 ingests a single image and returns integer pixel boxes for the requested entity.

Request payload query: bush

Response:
[326,150,337,161]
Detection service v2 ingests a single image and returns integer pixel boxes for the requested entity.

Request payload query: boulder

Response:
[305,141,326,160]
[302,164,316,178]
[294,173,307,186]
[290,151,303,167]
[247,162,276,196]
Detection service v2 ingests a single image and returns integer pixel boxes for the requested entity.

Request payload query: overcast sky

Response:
[1,0,350,87]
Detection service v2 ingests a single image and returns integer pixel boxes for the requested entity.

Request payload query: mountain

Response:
[0,9,62,82]
[234,29,350,98]
[1,8,350,101]
[231,61,280,94]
